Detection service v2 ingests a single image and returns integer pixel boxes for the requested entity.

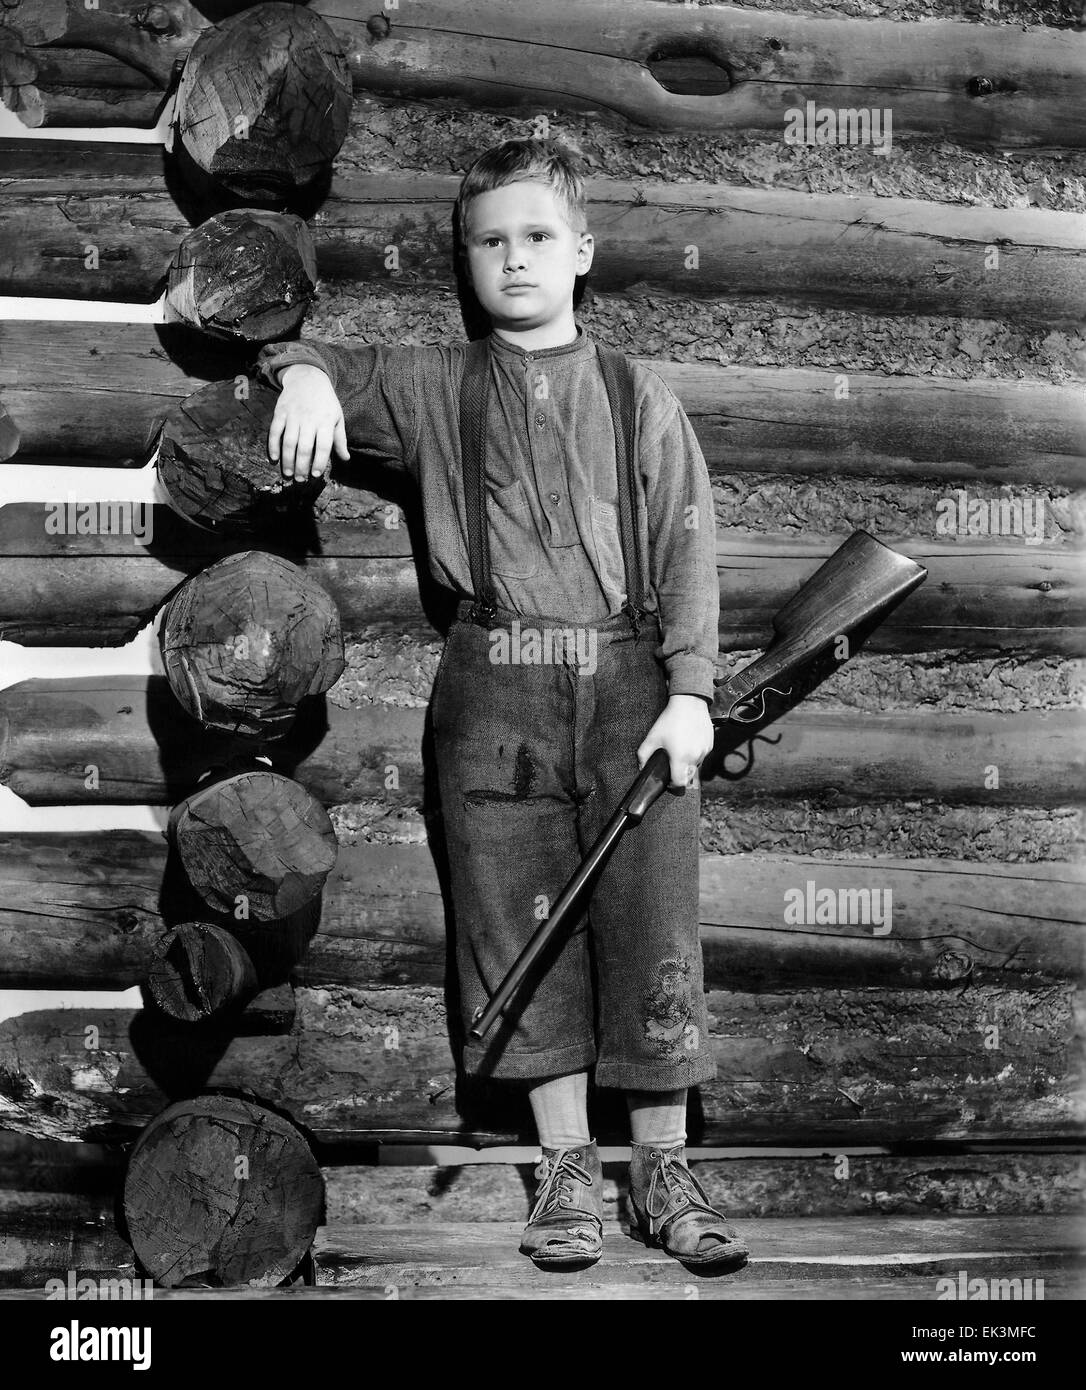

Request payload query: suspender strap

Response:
[596,345,650,625]
[457,336,648,629]
[458,338,496,622]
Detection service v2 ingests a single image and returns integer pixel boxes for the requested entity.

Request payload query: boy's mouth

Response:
[502,282,536,291]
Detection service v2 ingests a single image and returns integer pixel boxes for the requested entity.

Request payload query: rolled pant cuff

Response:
[593,1056,718,1091]
[462,1038,597,1081]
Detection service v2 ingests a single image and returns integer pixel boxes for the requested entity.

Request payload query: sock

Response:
[528,1071,591,1149]
[626,1088,687,1147]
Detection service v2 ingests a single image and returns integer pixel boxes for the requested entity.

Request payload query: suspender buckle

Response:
[468,599,499,629]
[622,600,645,639]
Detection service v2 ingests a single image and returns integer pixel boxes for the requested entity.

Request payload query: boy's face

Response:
[462,180,593,333]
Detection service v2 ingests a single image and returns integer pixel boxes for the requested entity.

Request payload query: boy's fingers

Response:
[292,428,316,482]
[311,426,335,478]
[278,425,300,479]
[333,417,350,460]
[267,413,284,466]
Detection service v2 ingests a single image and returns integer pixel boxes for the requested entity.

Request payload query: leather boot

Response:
[628,1140,749,1270]
[519,1141,604,1270]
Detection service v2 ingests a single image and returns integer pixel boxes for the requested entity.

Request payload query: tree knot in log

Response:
[134,4,177,38]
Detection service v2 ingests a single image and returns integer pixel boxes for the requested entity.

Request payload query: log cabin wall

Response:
[0,0,1084,1288]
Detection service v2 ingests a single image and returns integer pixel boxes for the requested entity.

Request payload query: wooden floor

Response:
[309,1215,1084,1299]
[1,1212,1081,1300]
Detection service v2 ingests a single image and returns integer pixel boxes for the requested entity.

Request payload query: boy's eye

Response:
[528,232,549,242]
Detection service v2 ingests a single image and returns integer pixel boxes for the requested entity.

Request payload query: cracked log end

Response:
[172,3,352,201]
[123,1094,323,1287]
[169,768,338,919]
[159,549,345,739]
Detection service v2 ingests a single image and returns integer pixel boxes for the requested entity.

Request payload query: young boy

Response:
[256,138,748,1272]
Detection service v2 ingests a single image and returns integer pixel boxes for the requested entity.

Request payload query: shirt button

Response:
[549,492,561,504]
[535,412,547,427]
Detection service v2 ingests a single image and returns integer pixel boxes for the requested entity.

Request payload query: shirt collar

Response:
[486,322,590,361]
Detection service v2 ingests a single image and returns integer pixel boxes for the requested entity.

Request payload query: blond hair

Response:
[455,138,588,250]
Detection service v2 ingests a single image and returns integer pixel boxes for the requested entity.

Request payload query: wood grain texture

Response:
[312,1215,1086,1290]
[1,166,1082,322]
[1,675,1082,805]
[172,4,351,201]
[169,769,339,918]
[0,834,1080,991]
[123,1095,323,1287]
[326,0,1086,148]
[3,1211,1081,1296]
[159,550,345,738]
[0,981,1080,1146]
[0,511,1081,653]
[5,1,1082,144]
[147,922,258,1022]
[2,320,1080,481]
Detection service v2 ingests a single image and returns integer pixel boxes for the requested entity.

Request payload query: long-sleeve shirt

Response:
[254,323,719,702]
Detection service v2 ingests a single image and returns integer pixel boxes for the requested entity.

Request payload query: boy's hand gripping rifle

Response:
[468,530,927,1041]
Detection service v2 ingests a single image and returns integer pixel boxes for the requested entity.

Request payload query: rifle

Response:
[468,530,927,1041]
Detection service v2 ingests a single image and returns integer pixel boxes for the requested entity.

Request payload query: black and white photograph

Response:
[0,0,1081,1352]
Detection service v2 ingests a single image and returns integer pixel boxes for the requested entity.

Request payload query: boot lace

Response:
[530,1148,594,1221]
[644,1148,725,1235]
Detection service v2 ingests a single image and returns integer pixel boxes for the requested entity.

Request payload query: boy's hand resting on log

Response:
[267,363,351,481]
[637,693,715,789]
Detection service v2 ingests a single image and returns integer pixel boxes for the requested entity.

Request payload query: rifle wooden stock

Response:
[468,531,927,1040]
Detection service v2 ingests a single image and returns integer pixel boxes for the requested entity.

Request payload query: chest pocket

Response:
[486,477,539,579]
[589,497,627,603]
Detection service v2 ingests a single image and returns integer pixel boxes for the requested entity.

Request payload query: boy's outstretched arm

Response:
[632,372,720,789]
[255,338,420,483]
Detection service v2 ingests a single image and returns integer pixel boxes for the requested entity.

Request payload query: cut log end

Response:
[169,768,339,919]
[159,548,345,739]
[147,922,258,1022]
[165,210,317,342]
[173,3,352,201]
[156,381,326,537]
[123,1095,324,1287]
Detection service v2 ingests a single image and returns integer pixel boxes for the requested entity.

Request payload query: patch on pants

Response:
[642,957,701,1058]
[465,742,539,803]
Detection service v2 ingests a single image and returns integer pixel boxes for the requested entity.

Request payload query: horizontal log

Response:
[3,1149,1080,1224]
[0,510,1081,653]
[0,833,1081,991]
[323,1152,1086,1223]
[0,322,250,463]
[658,366,1086,488]
[1,164,1082,324]
[323,0,1086,149]
[3,320,1081,483]
[7,0,1082,147]
[1,675,1081,807]
[0,983,1079,1146]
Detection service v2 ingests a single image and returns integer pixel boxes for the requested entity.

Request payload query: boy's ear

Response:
[577,231,594,274]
